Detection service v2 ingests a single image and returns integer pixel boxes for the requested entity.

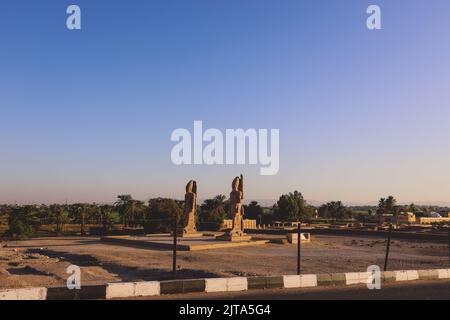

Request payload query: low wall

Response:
[223,219,257,230]
[3,268,450,300]
[246,228,449,241]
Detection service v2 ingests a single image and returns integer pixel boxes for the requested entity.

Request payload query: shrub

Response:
[8,220,34,239]
[198,207,225,231]
[7,206,41,239]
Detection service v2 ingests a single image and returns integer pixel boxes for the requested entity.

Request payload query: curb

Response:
[1,268,450,300]
[0,287,47,300]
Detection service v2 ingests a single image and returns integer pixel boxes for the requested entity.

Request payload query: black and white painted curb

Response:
[1,269,450,300]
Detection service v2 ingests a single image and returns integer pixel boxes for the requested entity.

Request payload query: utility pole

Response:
[384,224,393,271]
[297,223,301,275]
[172,214,178,279]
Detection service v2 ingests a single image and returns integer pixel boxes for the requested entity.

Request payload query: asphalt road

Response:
[132,280,450,300]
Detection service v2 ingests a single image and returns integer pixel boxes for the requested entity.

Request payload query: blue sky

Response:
[1,0,450,205]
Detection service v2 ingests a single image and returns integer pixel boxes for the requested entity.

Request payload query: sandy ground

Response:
[1,234,449,289]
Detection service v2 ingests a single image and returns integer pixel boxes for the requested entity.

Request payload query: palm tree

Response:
[377,196,398,224]
[115,195,133,227]
[49,204,69,235]
[407,203,419,213]
[385,196,397,215]
[377,198,386,214]
[72,204,89,235]
[99,205,111,230]
[115,195,145,227]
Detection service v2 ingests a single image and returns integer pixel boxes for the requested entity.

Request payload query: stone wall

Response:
[222,219,257,230]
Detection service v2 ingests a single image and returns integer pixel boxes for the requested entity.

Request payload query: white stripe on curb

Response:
[437,269,450,279]
[204,277,248,293]
[205,278,227,293]
[283,275,317,288]
[106,282,160,299]
[395,270,419,282]
[135,282,160,297]
[0,287,47,300]
[227,277,248,292]
[345,272,370,285]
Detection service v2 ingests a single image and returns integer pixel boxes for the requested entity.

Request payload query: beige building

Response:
[393,212,450,225]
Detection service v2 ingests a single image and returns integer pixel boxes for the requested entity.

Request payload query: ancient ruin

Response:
[218,175,251,241]
[179,180,201,237]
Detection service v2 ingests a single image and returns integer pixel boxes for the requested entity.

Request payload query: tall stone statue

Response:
[180,180,199,237]
[229,175,245,236]
[219,175,251,241]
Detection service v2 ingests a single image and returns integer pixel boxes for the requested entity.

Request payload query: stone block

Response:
[267,276,284,289]
[205,278,228,293]
[182,279,206,293]
[331,273,346,285]
[417,270,439,281]
[286,233,311,244]
[437,269,450,279]
[382,271,396,283]
[247,277,267,290]
[160,280,184,295]
[395,270,419,282]
[47,285,106,300]
[300,274,317,288]
[316,274,333,286]
[134,282,160,297]
[283,275,301,288]
[227,277,248,291]
[0,287,47,300]
[106,283,135,299]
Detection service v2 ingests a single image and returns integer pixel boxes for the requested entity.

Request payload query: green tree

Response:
[70,203,90,235]
[115,195,145,227]
[99,205,119,233]
[144,198,182,233]
[385,196,397,214]
[377,196,397,217]
[198,195,227,231]
[407,203,420,213]
[48,205,69,235]
[7,205,41,238]
[244,201,263,222]
[318,201,352,220]
[274,191,313,221]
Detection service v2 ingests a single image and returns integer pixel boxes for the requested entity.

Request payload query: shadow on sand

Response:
[25,248,220,282]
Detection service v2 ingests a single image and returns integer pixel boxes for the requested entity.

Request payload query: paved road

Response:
[132,280,450,300]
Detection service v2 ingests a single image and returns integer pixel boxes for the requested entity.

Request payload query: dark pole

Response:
[297,222,301,275]
[384,223,393,271]
[173,214,178,279]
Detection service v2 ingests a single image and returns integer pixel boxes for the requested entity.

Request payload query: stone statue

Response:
[180,180,198,236]
[216,175,251,241]
[228,175,245,236]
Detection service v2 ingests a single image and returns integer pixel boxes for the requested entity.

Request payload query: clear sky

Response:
[1,0,450,205]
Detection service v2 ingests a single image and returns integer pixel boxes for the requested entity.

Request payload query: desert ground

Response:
[1,234,449,289]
